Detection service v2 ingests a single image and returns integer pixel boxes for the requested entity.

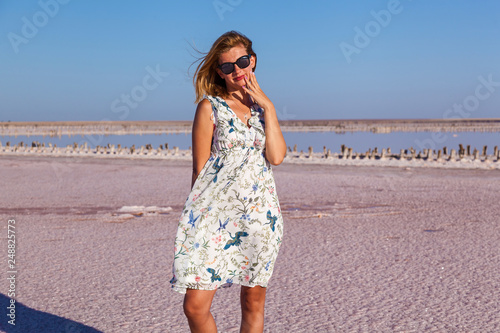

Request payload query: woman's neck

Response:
[225,89,251,106]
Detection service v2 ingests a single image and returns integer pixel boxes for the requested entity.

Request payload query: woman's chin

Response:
[228,82,245,90]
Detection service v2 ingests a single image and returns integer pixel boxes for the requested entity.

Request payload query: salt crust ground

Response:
[0,155,499,332]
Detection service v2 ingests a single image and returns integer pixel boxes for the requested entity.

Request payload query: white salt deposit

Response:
[118,206,173,214]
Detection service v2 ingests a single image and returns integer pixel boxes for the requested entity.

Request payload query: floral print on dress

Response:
[169,95,284,294]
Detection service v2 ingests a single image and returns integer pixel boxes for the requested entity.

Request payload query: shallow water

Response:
[1,131,499,154]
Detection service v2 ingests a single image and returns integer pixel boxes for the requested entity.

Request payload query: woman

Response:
[170,30,286,333]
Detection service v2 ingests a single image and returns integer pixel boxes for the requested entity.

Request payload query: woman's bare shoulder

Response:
[193,98,214,127]
[197,98,212,109]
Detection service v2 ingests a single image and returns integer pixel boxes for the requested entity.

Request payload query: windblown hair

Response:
[192,31,257,103]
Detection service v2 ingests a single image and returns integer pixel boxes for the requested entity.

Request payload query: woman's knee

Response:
[183,299,210,319]
[183,290,215,319]
[241,286,266,313]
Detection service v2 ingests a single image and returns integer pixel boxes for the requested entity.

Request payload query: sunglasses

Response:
[218,54,252,75]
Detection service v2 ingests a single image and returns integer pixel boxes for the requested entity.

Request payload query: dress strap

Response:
[205,95,217,125]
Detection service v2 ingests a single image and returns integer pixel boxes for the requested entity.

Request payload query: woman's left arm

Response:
[243,72,287,165]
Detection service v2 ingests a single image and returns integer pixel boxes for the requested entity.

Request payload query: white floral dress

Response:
[169,95,284,294]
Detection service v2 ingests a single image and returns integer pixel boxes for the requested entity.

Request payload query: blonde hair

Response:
[192,31,257,103]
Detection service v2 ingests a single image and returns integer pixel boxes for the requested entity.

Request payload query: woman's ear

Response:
[251,55,256,71]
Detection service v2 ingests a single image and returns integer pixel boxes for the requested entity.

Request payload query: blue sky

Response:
[1,0,499,121]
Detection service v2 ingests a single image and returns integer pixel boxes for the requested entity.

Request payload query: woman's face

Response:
[217,44,255,91]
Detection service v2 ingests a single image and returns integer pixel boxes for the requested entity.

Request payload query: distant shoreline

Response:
[1,118,500,136]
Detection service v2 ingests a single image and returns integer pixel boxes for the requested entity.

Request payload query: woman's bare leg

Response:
[240,285,267,333]
[183,289,217,333]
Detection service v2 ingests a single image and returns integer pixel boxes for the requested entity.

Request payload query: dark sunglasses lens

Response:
[219,56,251,74]
[220,63,234,74]
[236,56,250,69]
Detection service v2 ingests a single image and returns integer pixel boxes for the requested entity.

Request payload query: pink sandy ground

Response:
[0,155,499,333]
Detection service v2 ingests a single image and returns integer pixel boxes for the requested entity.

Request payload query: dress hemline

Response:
[170,281,269,295]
